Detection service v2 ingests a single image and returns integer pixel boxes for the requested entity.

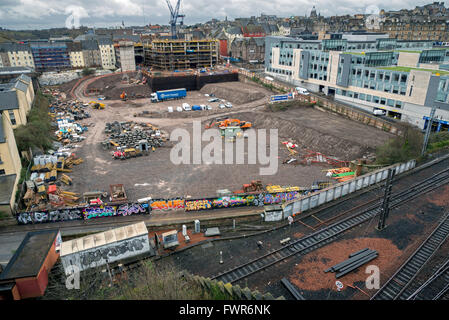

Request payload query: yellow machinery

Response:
[89,101,105,109]
[266,185,301,193]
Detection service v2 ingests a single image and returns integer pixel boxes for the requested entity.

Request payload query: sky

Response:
[0,0,442,30]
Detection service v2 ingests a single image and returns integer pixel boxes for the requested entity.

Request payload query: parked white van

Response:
[373,109,386,116]
[182,103,191,111]
[295,87,310,95]
[167,106,173,113]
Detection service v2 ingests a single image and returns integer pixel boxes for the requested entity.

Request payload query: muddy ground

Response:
[60,78,394,202]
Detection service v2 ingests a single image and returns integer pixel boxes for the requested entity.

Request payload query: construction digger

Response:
[205,118,252,130]
[89,101,105,110]
[234,180,264,194]
[120,91,128,101]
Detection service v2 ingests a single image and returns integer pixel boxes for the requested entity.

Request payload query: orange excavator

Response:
[120,91,128,101]
[205,118,252,130]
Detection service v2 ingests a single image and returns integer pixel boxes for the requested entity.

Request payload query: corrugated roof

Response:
[0,229,58,280]
[60,221,148,257]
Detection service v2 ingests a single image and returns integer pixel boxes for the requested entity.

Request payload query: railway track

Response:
[407,258,449,300]
[371,212,449,300]
[210,168,449,285]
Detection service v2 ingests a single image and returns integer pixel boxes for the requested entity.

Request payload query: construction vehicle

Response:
[89,101,105,109]
[234,180,264,194]
[61,174,72,186]
[120,91,128,101]
[113,148,142,160]
[150,88,186,103]
[205,118,252,130]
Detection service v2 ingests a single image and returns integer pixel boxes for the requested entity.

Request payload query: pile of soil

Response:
[233,110,380,160]
[200,82,265,104]
[85,72,152,100]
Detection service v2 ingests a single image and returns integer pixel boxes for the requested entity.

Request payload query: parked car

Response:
[167,106,174,113]
[208,98,219,102]
[192,105,202,111]
[204,94,209,97]
[182,103,191,111]
[176,106,183,112]
[225,102,233,108]
[218,103,226,109]
[373,109,386,116]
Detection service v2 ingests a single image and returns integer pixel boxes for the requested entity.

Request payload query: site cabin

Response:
[162,230,179,250]
[150,88,187,103]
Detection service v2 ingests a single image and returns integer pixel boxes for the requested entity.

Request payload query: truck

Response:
[269,93,293,103]
[150,88,187,103]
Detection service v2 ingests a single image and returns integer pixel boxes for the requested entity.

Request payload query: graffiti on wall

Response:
[184,192,300,212]
[149,198,185,211]
[61,235,151,275]
[16,202,149,224]
[83,203,149,220]
[17,208,83,225]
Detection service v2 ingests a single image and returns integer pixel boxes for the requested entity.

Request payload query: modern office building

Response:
[264,34,449,130]
[30,42,71,72]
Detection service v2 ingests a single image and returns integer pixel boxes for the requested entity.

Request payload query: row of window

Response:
[337,89,404,108]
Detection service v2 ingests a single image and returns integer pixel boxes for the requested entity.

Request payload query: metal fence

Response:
[282,160,417,218]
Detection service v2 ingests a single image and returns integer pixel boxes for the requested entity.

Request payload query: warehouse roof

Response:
[60,221,148,257]
[0,229,58,280]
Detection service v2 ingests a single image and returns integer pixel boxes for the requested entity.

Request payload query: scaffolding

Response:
[144,39,218,70]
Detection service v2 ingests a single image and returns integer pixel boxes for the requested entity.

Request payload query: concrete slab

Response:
[204,227,220,237]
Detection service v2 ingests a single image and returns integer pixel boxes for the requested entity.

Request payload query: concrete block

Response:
[232,285,243,299]
[262,293,275,300]
[224,283,233,297]
[204,227,221,237]
[242,287,252,300]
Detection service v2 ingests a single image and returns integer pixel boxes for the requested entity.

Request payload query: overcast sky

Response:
[0,0,440,30]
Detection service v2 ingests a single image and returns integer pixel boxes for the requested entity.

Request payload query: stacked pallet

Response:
[325,248,378,279]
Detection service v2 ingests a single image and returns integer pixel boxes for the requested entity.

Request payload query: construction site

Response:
[144,39,219,70]
[12,67,398,215]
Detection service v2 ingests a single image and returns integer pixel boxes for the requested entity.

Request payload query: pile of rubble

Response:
[101,121,166,159]
[39,70,81,86]
[24,149,85,210]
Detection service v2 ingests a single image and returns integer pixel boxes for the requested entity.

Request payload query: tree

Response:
[376,123,423,165]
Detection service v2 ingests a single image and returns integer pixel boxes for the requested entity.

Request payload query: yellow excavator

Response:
[89,101,105,109]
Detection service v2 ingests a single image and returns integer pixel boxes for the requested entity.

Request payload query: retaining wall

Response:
[281,159,416,218]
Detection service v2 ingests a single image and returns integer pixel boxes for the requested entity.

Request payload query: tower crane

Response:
[166,0,185,39]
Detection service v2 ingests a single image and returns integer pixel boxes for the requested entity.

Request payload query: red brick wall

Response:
[219,39,228,56]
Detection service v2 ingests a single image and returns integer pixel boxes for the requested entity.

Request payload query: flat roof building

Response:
[0,230,60,300]
[265,35,449,130]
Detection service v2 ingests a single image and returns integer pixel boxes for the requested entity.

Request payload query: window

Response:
[8,110,16,125]
[0,169,5,175]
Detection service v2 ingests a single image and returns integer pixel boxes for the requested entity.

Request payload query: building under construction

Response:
[144,39,218,70]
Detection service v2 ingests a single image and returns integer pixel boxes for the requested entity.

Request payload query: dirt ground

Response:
[61,77,394,202]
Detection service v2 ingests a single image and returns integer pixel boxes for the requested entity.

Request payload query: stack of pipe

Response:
[324,248,378,279]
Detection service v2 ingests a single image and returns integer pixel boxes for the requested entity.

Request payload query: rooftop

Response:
[378,66,449,75]
[0,229,58,280]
